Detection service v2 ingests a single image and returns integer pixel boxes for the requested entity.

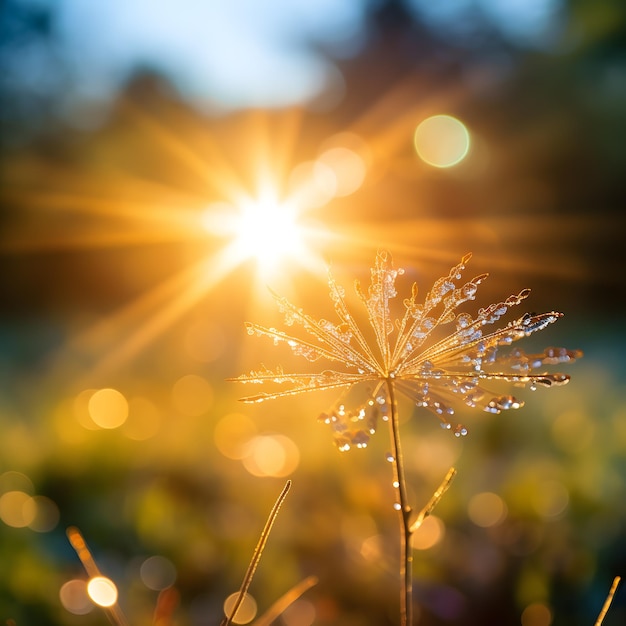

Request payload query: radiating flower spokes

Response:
[233,251,581,450]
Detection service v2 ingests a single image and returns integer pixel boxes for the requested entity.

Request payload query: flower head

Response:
[233,251,581,451]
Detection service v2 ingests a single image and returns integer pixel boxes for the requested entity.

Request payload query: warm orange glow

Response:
[183,319,226,363]
[468,492,508,528]
[241,434,300,477]
[88,388,129,429]
[0,490,36,528]
[360,534,383,561]
[316,146,366,197]
[87,576,118,607]
[214,413,258,460]
[412,515,444,550]
[521,602,553,626]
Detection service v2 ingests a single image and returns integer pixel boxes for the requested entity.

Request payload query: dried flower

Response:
[233,251,581,450]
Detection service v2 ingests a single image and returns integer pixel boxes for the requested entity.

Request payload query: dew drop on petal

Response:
[393,503,402,511]
[392,481,400,488]
[386,453,395,463]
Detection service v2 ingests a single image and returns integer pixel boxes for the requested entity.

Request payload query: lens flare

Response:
[414,114,470,168]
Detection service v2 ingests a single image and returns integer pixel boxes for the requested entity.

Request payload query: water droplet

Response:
[462,283,478,298]
[393,503,402,511]
[454,425,468,437]
[392,481,400,489]
[440,422,452,430]
[386,453,395,463]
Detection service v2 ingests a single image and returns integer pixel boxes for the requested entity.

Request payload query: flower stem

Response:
[386,377,413,626]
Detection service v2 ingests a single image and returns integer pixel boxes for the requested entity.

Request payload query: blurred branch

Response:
[594,576,621,626]
[153,587,180,626]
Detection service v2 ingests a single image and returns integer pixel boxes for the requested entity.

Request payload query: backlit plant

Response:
[233,251,582,626]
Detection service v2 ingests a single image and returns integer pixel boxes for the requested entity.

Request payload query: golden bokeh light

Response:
[0,490,36,528]
[468,492,508,528]
[412,515,445,550]
[316,146,366,197]
[171,374,213,416]
[87,576,118,607]
[241,433,300,477]
[360,534,383,562]
[521,602,553,626]
[214,413,258,460]
[88,388,129,429]
[414,114,470,168]
[59,579,94,616]
[0,473,59,532]
[223,591,258,624]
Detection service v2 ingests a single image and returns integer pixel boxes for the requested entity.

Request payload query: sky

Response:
[7,0,565,119]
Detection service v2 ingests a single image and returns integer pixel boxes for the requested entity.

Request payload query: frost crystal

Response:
[232,252,581,450]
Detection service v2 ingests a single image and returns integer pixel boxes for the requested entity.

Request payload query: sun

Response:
[201,183,325,282]
[231,192,304,275]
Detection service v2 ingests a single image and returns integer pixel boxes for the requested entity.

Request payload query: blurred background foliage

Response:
[1,1,625,625]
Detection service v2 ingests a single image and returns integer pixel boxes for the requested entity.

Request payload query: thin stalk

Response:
[221,480,291,626]
[66,527,130,626]
[594,576,621,626]
[385,377,413,626]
